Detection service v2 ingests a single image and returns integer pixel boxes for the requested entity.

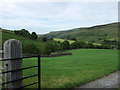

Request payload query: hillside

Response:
[53,38,75,44]
[44,22,118,43]
[1,29,47,54]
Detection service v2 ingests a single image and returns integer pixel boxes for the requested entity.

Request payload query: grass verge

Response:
[23,49,118,88]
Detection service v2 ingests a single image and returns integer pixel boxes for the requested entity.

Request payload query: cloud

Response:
[1,0,119,2]
[0,1,118,34]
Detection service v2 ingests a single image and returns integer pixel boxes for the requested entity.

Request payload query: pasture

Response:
[23,49,118,88]
[53,38,75,44]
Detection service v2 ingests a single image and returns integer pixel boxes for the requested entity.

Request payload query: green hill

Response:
[1,29,47,54]
[44,22,118,43]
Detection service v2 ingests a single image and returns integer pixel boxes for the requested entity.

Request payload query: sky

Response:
[0,0,119,34]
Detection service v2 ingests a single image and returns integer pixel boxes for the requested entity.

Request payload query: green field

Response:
[23,49,118,88]
[53,38,75,44]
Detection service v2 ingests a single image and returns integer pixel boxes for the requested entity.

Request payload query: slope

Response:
[1,29,46,54]
[44,22,118,43]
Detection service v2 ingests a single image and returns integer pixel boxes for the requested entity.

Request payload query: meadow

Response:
[53,38,75,44]
[23,49,118,88]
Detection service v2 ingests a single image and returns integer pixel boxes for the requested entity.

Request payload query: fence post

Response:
[3,39,23,88]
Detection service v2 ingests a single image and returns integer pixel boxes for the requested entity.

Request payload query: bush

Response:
[23,44,40,55]
[70,41,85,49]
[100,44,111,49]
[48,52,72,57]
[14,29,30,38]
[30,32,38,40]
[70,42,79,49]
[38,36,53,42]
[86,43,94,48]
[14,29,38,40]
[44,42,57,55]
[60,40,70,50]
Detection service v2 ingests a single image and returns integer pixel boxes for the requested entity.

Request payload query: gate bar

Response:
[38,55,40,89]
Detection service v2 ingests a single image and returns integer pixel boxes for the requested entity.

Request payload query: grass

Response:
[23,49,118,88]
[53,38,75,44]
[2,31,48,54]
[93,43,101,46]
[46,22,118,43]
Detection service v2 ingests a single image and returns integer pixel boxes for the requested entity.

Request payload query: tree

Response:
[70,41,86,49]
[87,43,94,48]
[100,44,111,49]
[104,33,108,37]
[42,37,47,42]
[69,37,76,41]
[14,29,30,38]
[44,42,56,55]
[21,29,30,37]
[118,43,120,50]
[60,40,70,50]
[79,41,86,48]
[23,44,40,55]
[70,42,79,49]
[48,37,53,41]
[30,32,38,40]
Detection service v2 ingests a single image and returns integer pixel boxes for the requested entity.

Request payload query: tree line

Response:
[13,29,119,56]
[23,40,115,56]
[14,29,38,40]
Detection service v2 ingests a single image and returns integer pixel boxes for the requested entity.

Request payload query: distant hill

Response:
[44,22,118,43]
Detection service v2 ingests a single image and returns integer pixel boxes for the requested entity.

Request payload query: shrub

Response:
[100,44,111,49]
[70,41,85,49]
[44,42,57,55]
[30,32,38,40]
[23,44,40,55]
[14,29,30,38]
[86,43,94,48]
[70,42,79,49]
[38,36,46,42]
[60,40,70,50]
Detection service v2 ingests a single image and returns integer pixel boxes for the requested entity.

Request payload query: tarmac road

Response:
[74,71,119,89]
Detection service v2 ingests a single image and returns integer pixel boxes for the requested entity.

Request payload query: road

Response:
[74,71,119,89]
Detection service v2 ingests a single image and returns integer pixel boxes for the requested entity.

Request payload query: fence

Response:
[0,39,41,89]
[1,55,40,89]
